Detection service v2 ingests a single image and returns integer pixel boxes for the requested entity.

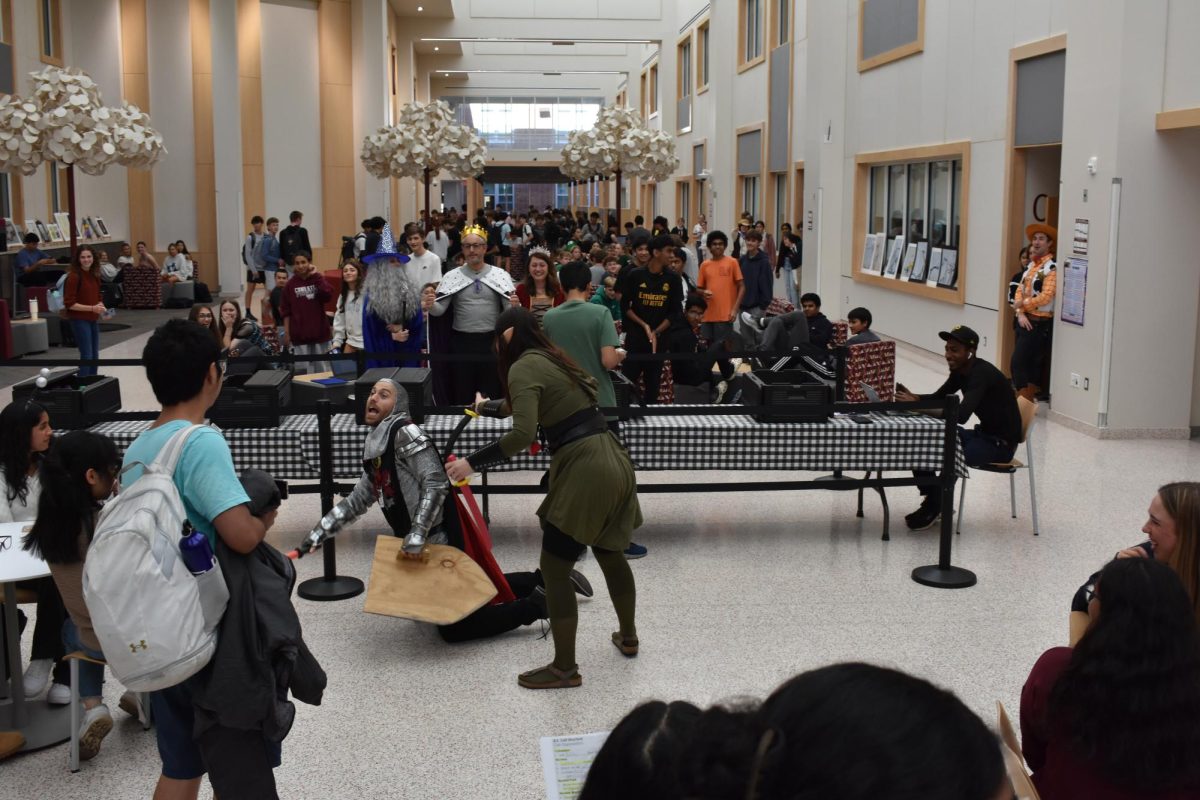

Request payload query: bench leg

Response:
[69,658,80,773]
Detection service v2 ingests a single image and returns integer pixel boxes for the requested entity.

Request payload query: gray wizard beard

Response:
[363,262,419,324]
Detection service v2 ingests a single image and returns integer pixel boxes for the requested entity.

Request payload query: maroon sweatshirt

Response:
[280,272,333,345]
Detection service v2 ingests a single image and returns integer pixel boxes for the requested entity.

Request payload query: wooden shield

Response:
[363,537,498,624]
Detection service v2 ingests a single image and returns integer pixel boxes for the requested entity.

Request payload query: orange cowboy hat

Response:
[1025,222,1057,242]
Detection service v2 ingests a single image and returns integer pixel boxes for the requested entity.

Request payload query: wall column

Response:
[189,0,217,287]
[317,0,355,264]
[238,0,265,226]
[120,0,155,248]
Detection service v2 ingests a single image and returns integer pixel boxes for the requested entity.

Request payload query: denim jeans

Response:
[781,265,799,306]
[915,426,1017,501]
[62,618,104,699]
[69,318,100,377]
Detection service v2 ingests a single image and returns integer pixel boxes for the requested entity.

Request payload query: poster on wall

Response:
[860,233,878,274]
[910,241,930,282]
[883,236,904,278]
[937,250,958,288]
[1061,256,1088,326]
[899,243,918,280]
[871,233,886,273]
[1072,218,1089,257]
[926,248,943,286]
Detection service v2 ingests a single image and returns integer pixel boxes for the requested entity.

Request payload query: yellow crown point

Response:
[462,223,488,240]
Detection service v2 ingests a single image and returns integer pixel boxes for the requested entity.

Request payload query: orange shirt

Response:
[697,256,743,323]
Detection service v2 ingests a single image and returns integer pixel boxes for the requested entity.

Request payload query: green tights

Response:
[540,546,637,671]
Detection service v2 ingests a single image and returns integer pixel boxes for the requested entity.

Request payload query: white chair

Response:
[997,701,1041,800]
[956,396,1040,536]
[65,651,151,772]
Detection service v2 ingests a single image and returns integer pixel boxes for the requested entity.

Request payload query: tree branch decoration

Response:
[559,106,680,195]
[360,100,487,218]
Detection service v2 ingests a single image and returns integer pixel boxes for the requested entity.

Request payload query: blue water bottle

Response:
[179,522,215,576]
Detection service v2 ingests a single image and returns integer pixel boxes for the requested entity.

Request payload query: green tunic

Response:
[497,349,642,551]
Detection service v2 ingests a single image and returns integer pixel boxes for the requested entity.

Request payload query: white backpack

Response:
[83,425,230,692]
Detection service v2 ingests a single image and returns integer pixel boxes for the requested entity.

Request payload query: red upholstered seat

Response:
[843,339,896,403]
[123,265,161,309]
[635,359,675,404]
[765,297,795,317]
[323,270,342,315]
[0,299,12,359]
[832,320,849,347]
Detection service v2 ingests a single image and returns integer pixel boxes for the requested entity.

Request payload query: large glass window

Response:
[887,165,906,236]
[868,158,961,246]
[776,0,790,46]
[743,0,764,63]
[39,0,61,64]
[929,160,952,247]
[698,22,710,88]
[441,96,602,151]
[484,183,514,212]
[907,163,927,242]
[678,40,691,100]
[742,176,759,219]
[679,181,690,225]
[555,183,570,209]
[869,166,887,232]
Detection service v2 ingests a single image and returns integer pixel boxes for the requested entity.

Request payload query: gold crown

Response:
[461,223,488,240]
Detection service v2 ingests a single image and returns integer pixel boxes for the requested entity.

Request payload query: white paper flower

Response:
[558,105,678,183]
[0,96,44,176]
[359,100,488,181]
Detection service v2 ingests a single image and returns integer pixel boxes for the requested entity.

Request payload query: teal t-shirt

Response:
[121,421,250,548]
[543,299,619,413]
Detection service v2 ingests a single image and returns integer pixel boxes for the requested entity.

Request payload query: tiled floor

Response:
[5,311,1199,799]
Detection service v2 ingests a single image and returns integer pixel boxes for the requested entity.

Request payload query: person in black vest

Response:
[896,325,1023,530]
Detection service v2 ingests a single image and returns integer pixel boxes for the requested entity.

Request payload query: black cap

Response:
[240,469,282,516]
[938,325,979,349]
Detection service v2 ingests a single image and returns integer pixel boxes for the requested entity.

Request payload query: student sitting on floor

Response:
[1022,557,1200,800]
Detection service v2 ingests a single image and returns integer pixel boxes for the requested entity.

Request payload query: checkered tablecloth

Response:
[89,410,965,480]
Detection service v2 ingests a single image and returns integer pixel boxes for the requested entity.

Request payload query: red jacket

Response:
[280,272,333,344]
[515,284,565,309]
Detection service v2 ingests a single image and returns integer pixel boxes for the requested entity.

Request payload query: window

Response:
[556,183,570,209]
[859,0,925,72]
[0,0,14,96]
[48,162,67,215]
[742,177,759,219]
[772,174,787,234]
[678,40,691,101]
[678,181,691,226]
[775,0,790,47]
[740,0,764,67]
[648,63,658,116]
[697,20,710,90]
[440,96,602,151]
[484,182,514,212]
[640,71,647,118]
[38,0,62,65]
[854,141,970,302]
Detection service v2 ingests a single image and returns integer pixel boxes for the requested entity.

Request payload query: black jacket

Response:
[278,225,312,264]
[193,540,327,743]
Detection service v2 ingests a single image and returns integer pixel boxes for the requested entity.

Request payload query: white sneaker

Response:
[739,311,757,329]
[47,682,71,705]
[714,380,729,403]
[77,704,113,761]
[22,659,51,698]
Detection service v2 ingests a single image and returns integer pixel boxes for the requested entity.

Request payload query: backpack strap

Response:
[149,424,206,477]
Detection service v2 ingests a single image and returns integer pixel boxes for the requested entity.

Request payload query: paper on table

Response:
[540,731,609,800]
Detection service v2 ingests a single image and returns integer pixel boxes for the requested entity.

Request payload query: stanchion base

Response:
[911,564,977,589]
[298,576,364,601]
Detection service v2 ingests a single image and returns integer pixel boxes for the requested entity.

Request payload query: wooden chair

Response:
[64,651,151,772]
[997,701,1041,800]
[956,396,1041,536]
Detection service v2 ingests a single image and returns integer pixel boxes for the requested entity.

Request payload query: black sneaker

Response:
[528,586,550,620]
[568,569,594,598]
[906,504,941,531]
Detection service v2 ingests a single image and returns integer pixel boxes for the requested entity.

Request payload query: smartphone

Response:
[850,414,873,425]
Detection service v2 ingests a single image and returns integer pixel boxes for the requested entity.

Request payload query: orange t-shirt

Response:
[697,256,743,323]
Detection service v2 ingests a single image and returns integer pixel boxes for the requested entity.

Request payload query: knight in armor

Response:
[302,378,591,642]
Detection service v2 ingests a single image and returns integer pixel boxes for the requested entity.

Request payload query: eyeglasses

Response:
[1084,582,1097,604]
[462,243,486,250]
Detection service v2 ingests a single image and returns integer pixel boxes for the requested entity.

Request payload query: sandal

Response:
[611,632,639,657]
[518,664,582,690]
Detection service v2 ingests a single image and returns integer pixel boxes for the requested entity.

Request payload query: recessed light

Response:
[417,5,423,10]
[433,46,439,51]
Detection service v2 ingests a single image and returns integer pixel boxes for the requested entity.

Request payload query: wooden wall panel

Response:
[119,0,154,248]
[318,0,355,256]
[238,0,265,222]
[190,0,217,287]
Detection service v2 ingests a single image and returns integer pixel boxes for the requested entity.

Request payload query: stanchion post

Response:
[298,399,365,601]
[911,395,977,589]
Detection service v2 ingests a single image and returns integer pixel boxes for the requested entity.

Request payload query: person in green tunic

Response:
[444,307,642,689]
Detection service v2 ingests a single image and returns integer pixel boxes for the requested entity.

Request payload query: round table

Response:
[0,521,72,751]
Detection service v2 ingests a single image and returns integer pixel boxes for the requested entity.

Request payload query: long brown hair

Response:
[188,305,221,345]
[69,245,99,280]
[523,251,561,298]
[1161,482,1200,622]
[493,307,596,402]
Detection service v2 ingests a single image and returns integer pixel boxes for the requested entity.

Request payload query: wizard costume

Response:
[361,224,425,369]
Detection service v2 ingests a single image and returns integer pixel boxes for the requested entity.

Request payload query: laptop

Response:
[859,382,920,416]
